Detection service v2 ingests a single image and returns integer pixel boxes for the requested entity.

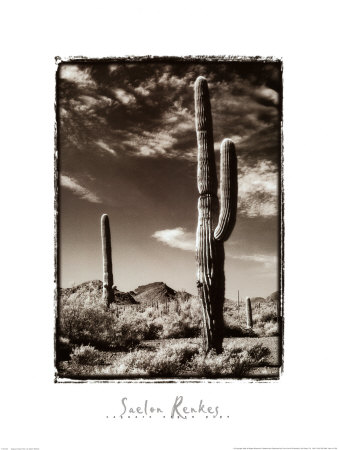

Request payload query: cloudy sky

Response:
[57,58,282,299]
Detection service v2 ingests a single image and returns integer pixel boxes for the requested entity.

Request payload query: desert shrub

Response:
[59,296,150,350]
[144,322,163,340]
[70,345,107,366]
[61,340,271,378]
[148,343,199,375]
[59,291,206,349]
[113,309,151,348]
[155,314,201,339]
[138,296,202,339]
[247,343,271,364]
[159,315,184,339]
[175,290,191,303]
[253,319,278,337]
[110,342,200,376]
[169,296,202,337]
[61,290,281,354]
[189,348,250,377]
[260,311,277,322]
[263,321,278,336]
[223,301,280,338]
[224,324,255,337]
[60,300,111,347]
[189,343,271,377]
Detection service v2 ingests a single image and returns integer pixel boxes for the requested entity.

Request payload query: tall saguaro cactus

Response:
[195,76,238,354]
[101,214,114,307]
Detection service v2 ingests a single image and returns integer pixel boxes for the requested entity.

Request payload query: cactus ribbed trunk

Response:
[246,297,253,329]
[101,214,114,307]
[195,76,238,354]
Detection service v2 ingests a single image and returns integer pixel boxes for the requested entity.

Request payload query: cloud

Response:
[60,63,280,164]
[96,139,117,156]
[59,65,96,88]
[135,85,151,96]
[230,252,277,269]
[118,99,194,158]
[254,85,279,106]
[207,75,280,165]
[60,175,101,204]
[108,64,118,73]
[125,130,177,157]
[158,71,187,89]
[58,62,281,212]
[114,88,136,105]
[152,227,195,251]
[134,78,157,96]
[238,160,278,218]
[69,95,114,114]
[162,101,193,131]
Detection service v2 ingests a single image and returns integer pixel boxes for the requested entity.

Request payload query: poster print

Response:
[55,57,283,380]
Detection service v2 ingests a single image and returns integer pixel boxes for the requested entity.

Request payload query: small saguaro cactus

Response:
[195,76,238,354]
[246,297,253,329]
[101,214,114,307]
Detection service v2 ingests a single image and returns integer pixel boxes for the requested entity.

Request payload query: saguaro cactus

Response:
[101,214,114,307]
[195,76,238,353]
[246,297,253,329]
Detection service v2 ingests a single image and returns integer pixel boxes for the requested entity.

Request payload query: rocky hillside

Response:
[266,291,280,303]
[251,291,280,304]
[225,291,280,304]
[60,281,279,308]
[59,280,138,305]
[132,282,177,304]
[59,280,192,306]
[60,280,102,298]
[250,296,266,304]
[114,289,139,305]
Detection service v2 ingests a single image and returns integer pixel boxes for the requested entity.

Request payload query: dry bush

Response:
[59,295,148,350]
[59,293,203,351]
[63,341,270,378]
[70,345,108,366]
[188,342,270,377]
[112,342,199,376]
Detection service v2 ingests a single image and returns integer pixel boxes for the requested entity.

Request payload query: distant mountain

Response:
[59,280,279,308]
[251,292,280,304]
[225,291,280,304]
[250,296,266,304]
[132,281,177,304]
[114,289,139,305]
[59,280,138,305]
[266,291,280,303]
[59,280,192,306]
[60,280,102,298]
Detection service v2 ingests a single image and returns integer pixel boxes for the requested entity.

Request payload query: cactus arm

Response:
[214,138,238,241]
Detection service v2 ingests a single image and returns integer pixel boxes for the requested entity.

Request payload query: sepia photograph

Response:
[1,1,338,449]
[55,57,283,380]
